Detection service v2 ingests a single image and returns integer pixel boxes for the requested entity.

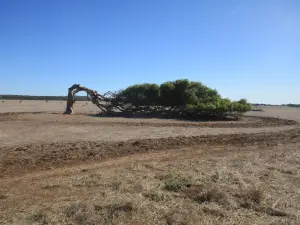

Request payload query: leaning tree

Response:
[64,80,251,119]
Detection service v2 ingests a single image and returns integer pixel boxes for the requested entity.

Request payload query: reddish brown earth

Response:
[0,100,299,225]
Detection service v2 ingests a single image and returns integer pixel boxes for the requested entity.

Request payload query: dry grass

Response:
[1,143,299,225]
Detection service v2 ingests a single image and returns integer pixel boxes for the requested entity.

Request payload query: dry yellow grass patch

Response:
[1,143,299,225]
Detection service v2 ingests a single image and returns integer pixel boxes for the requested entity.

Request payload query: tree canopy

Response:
[114,79,251,119]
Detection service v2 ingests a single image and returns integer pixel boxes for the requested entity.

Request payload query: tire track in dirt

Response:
[1,126,299,177]
[0,112,298,127]
[1,112,299,178]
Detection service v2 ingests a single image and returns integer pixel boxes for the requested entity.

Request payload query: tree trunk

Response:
[64,84,100,114]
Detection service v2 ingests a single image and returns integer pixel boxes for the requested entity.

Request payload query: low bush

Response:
[162,173,192,192]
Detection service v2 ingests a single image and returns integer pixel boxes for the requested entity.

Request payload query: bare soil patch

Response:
[0,111,297,148]
[1,126,300,177]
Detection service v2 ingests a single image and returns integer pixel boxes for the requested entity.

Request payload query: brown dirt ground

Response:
[0,100,300,225]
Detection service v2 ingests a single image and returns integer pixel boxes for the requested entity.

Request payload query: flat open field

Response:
[0,100,300,225]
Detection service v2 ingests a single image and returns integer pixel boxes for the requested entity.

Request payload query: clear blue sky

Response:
[0,0,299,104]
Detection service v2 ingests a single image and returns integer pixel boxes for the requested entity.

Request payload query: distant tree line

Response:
[252,103,300,107]
[284,104,300,108]
[109,79,252,120]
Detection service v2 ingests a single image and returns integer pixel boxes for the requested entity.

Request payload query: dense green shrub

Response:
[163,173,192,192]
[115,79,251,119]
[119,83,160,106]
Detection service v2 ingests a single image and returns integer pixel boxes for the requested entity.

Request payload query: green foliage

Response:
[117,79,251,119]
[163,173,192,192]
[160,81,176,106]
[119,83,160,106]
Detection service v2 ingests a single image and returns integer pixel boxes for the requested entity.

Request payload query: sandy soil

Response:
[0,101,297,147]
[0,100,99,113]
[0,100,299,225]
[245,106,300,122]
[0,113,295,147]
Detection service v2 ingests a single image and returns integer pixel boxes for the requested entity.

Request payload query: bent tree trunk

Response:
[64,84,102,114]
[64,84,125,115]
